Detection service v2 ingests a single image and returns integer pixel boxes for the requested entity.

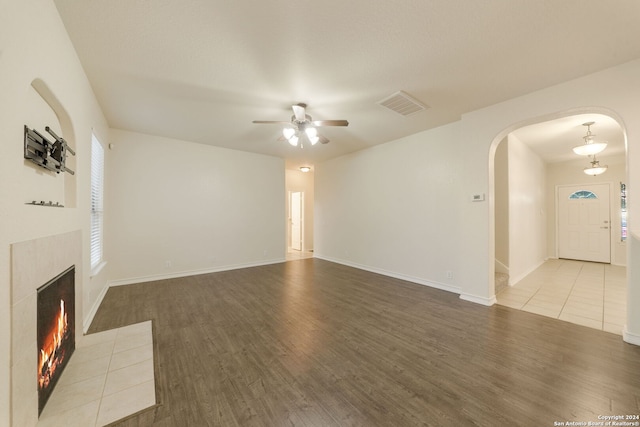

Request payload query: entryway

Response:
[285,167,315,260]
[496,259,626,335]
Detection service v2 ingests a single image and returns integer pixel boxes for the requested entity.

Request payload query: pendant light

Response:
[573,122,607,156]
[283,127,299,146]
[583,155,608,176]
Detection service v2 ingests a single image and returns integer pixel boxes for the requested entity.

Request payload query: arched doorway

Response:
[490,110,628,335]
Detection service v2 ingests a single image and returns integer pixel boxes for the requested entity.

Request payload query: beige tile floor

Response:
[286,248,314,261]
[37,321,156,426]
[496,259,627,335]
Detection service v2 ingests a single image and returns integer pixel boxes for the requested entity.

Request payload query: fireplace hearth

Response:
[37,265,75,415]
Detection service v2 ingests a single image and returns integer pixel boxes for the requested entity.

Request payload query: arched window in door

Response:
[568,190,598,199]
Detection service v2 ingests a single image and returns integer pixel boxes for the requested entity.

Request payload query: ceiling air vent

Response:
[377,91,429,117]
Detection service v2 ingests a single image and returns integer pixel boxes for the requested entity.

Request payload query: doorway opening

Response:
[491,112,628,334]
[285,167,314,261]
[290,191,303,251]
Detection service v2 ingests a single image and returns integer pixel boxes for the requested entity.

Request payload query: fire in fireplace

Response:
[37,265,75,415]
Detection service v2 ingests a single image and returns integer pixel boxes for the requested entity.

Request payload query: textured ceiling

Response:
[53,0,640,170]
[512,113,625,165]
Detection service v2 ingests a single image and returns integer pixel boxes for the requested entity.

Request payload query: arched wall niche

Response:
[29,78,77,208]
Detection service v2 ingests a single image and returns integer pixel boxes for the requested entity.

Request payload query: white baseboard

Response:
[459,293,497,307]
[107,258,286,287]
[83,284,109,334]
[623,326,640,346]
[313,254,461,295]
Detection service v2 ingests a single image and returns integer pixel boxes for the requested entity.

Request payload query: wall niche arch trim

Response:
[30,78,77,207]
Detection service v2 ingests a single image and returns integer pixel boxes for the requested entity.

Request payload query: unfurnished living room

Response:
[2,1,640,426]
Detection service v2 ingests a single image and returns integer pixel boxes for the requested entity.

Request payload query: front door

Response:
[557,184,610,263]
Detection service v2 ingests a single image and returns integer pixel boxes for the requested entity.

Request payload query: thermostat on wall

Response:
[471,193,485,202]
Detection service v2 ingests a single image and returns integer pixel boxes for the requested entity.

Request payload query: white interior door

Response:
[557,184,610,263]
[290,192,303,251]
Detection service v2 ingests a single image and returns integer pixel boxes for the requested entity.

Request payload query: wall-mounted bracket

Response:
[24,125,75,175]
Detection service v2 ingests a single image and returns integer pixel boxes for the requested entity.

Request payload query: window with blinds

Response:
[90,134,105,269]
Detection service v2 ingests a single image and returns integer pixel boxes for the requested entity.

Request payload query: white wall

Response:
[105,129,286,284]
[285,169,314,252]
[546,154,627,266]
[315,122,462,292]
[316,59,640,343]
[0,1,111,425]
[494,138,509,273]
[460,59,640,344]
[507,134,547,284]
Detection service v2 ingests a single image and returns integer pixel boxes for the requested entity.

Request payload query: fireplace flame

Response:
[38,299,69,390]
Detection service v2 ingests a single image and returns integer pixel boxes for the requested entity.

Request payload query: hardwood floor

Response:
[89,259,640,426]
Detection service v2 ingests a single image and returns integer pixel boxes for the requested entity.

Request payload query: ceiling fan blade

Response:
[311,120,349,127]
[292,104,307,122]
[252,120,292,124]
[319,134,330,144]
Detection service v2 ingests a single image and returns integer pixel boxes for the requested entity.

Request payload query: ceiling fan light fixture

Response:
[304,127,319,144]
[573,121,607,156]
[253,104,347,148]
[305,127,317,139]
[583,156,608,176]
[283,127,296,140]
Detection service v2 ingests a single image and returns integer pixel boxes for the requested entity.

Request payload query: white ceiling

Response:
[53,0,640,170]
[511,113,625,164]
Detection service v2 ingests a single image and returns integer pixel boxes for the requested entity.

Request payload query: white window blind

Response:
[90,134,105,269]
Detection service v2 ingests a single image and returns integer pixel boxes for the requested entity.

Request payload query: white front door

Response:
[557,184,610,263]
[290,192,303,251]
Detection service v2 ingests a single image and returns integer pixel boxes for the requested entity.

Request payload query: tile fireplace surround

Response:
[10,231,155,426]
[11,231,84,426]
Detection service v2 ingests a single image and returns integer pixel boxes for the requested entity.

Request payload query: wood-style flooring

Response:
[88,259,640,426]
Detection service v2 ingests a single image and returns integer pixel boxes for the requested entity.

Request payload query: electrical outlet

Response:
[164,260,172,268]
[446,270,453,279]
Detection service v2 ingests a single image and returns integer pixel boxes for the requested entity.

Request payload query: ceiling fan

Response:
[252,103,348,147]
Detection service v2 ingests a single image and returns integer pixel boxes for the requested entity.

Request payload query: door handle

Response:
[600,226,609,229]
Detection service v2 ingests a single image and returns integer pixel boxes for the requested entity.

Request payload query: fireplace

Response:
[36,265,75,415]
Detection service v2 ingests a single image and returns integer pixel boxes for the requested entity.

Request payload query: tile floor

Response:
[286,248,314,261]
[496,259,627,335]
[37,321,156,426]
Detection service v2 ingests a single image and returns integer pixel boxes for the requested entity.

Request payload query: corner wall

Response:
[0,1,111,425]
[315,121,463,293]
[315,59,640,343]
[507,134,547,284]
[462,59,640,344]
[104,129,286,284]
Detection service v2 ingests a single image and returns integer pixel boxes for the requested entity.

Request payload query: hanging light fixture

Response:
[283,125,320,146]
[573,121,607,156]
[305,127,319,145]
[283,127,299,146]
[583,155,608,176]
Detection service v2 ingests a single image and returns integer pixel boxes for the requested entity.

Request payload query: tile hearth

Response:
[37,321,156,426]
